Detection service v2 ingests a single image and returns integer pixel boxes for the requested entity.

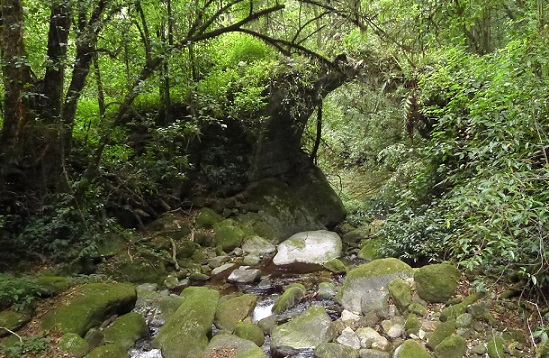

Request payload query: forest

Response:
[0,0,548,357]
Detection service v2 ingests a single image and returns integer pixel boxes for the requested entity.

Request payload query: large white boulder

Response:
[273,230,342,266]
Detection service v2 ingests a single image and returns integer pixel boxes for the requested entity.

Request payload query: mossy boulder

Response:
[427,320,456,350]
[41,283,137,336]
[215,294,257,332]
[487,337,505,358]
[152,286,219,358]
[103,312,148,349]
[271,305,336,350]
[0,310,32,337]
[314,342,359,358]
[414,264,461,303]
[394,340,431,358]
[358,239,383,261]
[85,343,128,358]
[202,333,264,358]
[272,283,306,314]
[234,322,265,346]
[323,259,347,274]
[389,278,412,314]
[214,219,248,251]
[107,255,167,284]
[196,208,224,229]
[33,276,71,296]
[342,258,413,314]
[58,333,90,358]
[177,240,201,259]
[405,314,420,335]
[434,335,466,358]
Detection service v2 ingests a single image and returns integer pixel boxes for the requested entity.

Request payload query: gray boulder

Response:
[273,230,342,266]
[341,258,413,315]
[227,266,261,284]
[242,236,276,256]
[315,342,359,358]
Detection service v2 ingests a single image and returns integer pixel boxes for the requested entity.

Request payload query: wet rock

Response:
[103,312,148,349]
[415,263,461,303]
[342,258,413,314]
[272,283,306,314]
[227,266,261,284]
[40,283,136,336]
[394,340,430,358]
[336,327,361,349]
[202,333,264,358]
[315,342,360,358]
[271,305,336,350]
[317,282,337,300]
[273,230,342,266]
[242,236,276,255]
[215,294,257,331]
[0,309,32,337]
[355,327,389,351]
[58,333,90,357]
[435,335,467,358]
[234,321,265,346]
[152,286,219,358]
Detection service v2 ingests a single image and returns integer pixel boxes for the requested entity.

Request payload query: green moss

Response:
[358,239,383,261]
[33,276,71,296]
[0,310,32,337]
[405,314,420,335]
[85,343,128,358]
[108,255,167,284]
[214,219,247,251]
[408,303,428,317]
[215,294,257,332]
[272,284,306,314]
[396,340,431,358]
[103,312,148,349]
[196,208,224,229]
[389,278,412,313]
[177,241,201,259]
[440,294,480,322]
[58,333,90,358]
[427,320,456,349]
[345,258,413,281]
[153,286,219,358]
[40,283,137,336]
[234,322,265,346]
[286,237,307,249]
[434,335,466,358]
[203,333,264,358]
[323,259,347,274]
[414,264,461,303]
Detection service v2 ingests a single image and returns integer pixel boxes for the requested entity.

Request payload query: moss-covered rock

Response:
[408,303,428,317]
[147,212,192,239]
[103,312,148,349]
[85,343,128,358]
[196,208,224,229]
[427,320,457,350]
[214,219,248,251]
[414,264,461,303]
[487,337,505,358]
[323,259,347,274]
[272,283,306,314]
[96,236,127,258]
[394,339,431,358]
[58,333,90,358]
[33,276,71,296]
[152,286,219,358]
[177,241,201,259]
[314,342,359,358]
[107,255,168,284]
[202,333,264,358]
[234,322,265,346]
[358,239,383,261]
[342,258,413,314]
[434,335,466,358]
[389,278,412,314]
[440,294,480,322]
[215,294,257,332]
[405,314,420,335]
[41,283,137,336]
[271,305,336,350]
[0,310,32,337]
